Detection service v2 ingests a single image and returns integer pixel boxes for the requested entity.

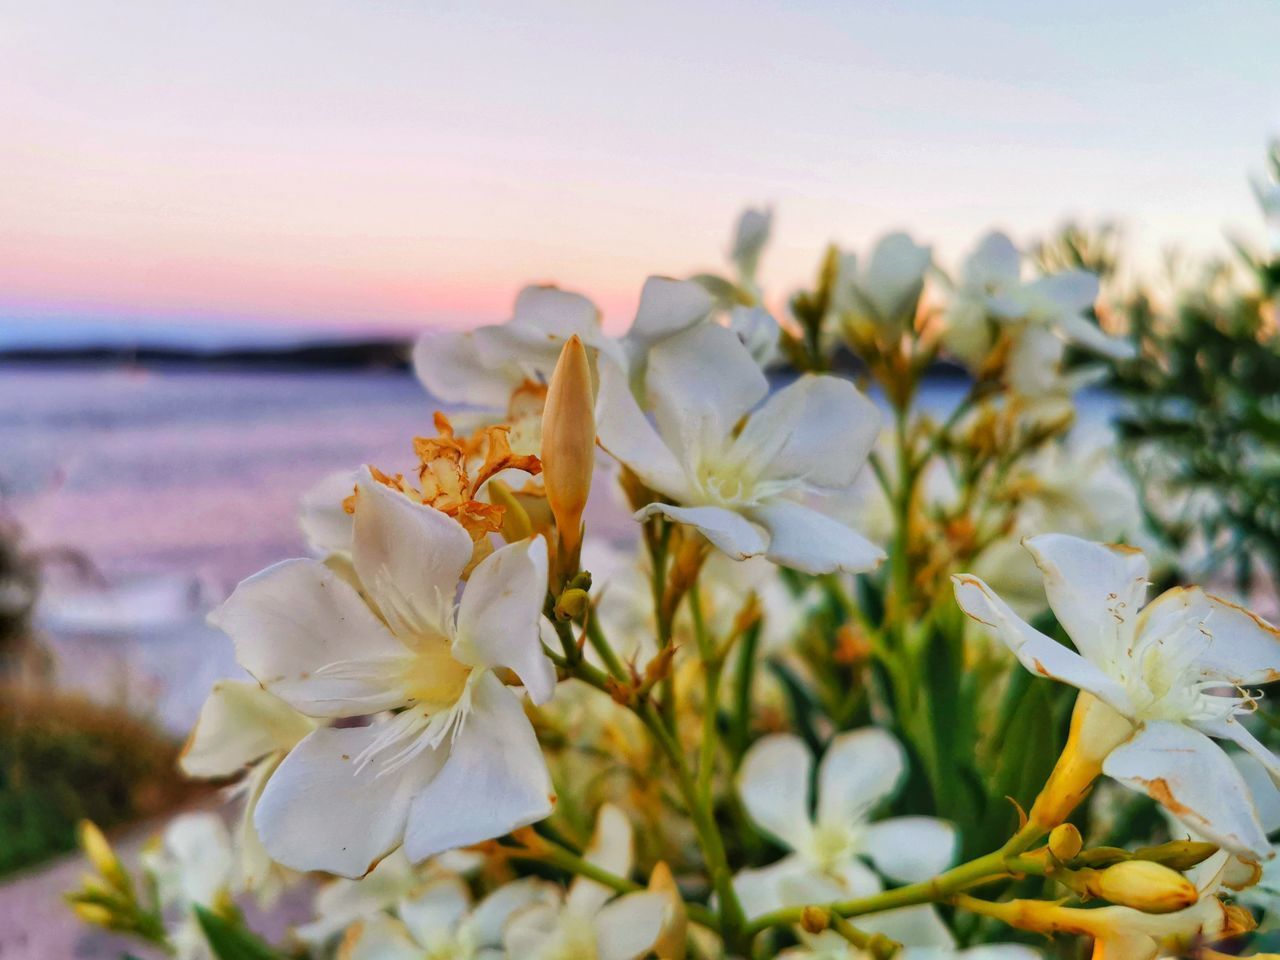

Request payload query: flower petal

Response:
[398,876,472,948]
[298,469,358,555]
[1102,720,1271,858]
[455,537,555,705]
[180,680,316,777]
[212,558,410,718]
[1196,715,1280,792]
[863,904,956,950]
[628,276,714,345]
[644,323,767,455]
[1138,586,1280,687]
[595,355,694,500]
[731,375,881,490]
[343,914,422,960]
[413,331,513,408]
[732,856,811,920]
[738,734,815,852]
[568,802,634,916]
[254,725,438,878]
[952,573,1133,714]
[594,891,669,960]
[1057,312,1135,359]
[1006,325,1065,396]
[637,503,767,561]
[351,470,473,634]
[860,816,958,884]
[468,878,560,947]
[752,499,885,575]
[402,672,554,862]
[816,728,906,827]
[1022,534,1150,670]
[956,947,1043,960]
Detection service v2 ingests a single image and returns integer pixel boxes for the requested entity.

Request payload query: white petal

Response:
[644,323,767,454]
[402,672,554,861]
[863,905,956,950]
[1006,325,1065,396]
[957,946,1043,960]
[738,734,815,851]
[1028,269,1099,319]
[1022,534,1150,669]
[343,914,422,960]
[180,680,315,777]
[951,574,1133,714]
[468,878,560,947]
[860,817,958,884]
[594,891,669,960]
[753,500,885,575]
[732,856,810,920]
[732,375,881,489]
[398,876,472,948]
[254,725,437,878]
[501,901,561,958]
[298,469,358,555]
[351,470,472,634]
[212,558,410,718]
[1057,312,1135,359]
[817,728,906,827]
[568,803,634,916]
[1102,720,1271,858]
[638,503,768,561]
[512,284,601,338]
[455,537,555,705]
[863,232,931,323]
[1197,716,1280,792]
[1138,586,1280,686]
[595,354,693,500]
[413,330,513,408]
[776,858,881,907]
[963,231,1021,288]
[628,276,714,345]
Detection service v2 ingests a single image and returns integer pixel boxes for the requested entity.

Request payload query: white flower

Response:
[342,873,558,960]
[733,730,958,919]
[142,813,236,960]
[298,469,360,555]
[597,322,885,575]
[211,469,557,878]
[726,304,782,368]
[942,231,1132,395]
[780,904,1037,960]
[953,533,1280,857]
[503,804,671,960]
[180,680,317,903]
[414,285,613,410]
[835,233,932,338]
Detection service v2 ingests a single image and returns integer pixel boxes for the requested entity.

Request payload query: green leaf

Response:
[193,906,284,960]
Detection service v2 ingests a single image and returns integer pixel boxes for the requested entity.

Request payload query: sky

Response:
[2,0,1278,341]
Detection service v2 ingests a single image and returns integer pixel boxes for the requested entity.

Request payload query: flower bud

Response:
[69,900,116,927]
[554,588,590,622]
[649,861,687,960]
[541,335,595,574]
[77,820,128,892]
[1090,860,1198,914]
[1048,823,1083,862]
[486,479,533,543]
[800,905,830,934]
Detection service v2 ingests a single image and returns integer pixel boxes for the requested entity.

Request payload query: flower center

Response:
[1118,623,1252,725]
[401,637,473,711]
[806,820,861,873]
[534,912,599,960]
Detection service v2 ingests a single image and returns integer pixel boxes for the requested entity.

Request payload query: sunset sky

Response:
[2,0,1278,339]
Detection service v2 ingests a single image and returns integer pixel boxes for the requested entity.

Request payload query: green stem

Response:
[743,822,1044,940]
[728,622,761,763]
[584,611,629,682]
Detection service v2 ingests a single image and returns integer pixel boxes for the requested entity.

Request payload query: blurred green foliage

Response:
[0,686,202,877]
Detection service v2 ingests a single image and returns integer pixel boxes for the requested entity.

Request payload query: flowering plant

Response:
[70,175,1280,960]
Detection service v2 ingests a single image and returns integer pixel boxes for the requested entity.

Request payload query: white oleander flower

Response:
[211,469,556,878]
[733,729,957,919]
[953,533,1280,857]
[597,322,884,575]
[780,904,1038,960]
[142,812,236,960]
[299,469,361,555]
[942,232,1132,395]
[180,680,317,904]
[731,206,773,299]
[342,874,558,960]
[502,804,671,960]
[835,232,933,340]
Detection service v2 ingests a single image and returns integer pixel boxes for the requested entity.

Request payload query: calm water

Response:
[0,364,1112,730]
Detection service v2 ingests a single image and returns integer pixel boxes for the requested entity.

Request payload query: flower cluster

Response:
[69,195,1280,960]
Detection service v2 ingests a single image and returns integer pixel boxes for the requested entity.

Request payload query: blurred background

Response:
[1,0,1278,940]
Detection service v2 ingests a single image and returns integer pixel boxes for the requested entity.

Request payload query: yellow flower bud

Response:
[1048,823,1083,862]
[541,335,595,575]
[800,905,830,934]
[486,479,533,543]
[77,820,128,892]
[1090,860,1199,914]
[553,588,590,622]
[1132,840,1219,872]
[69,899,116,927]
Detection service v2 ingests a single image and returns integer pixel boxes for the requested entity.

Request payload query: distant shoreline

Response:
[0,339,414,371]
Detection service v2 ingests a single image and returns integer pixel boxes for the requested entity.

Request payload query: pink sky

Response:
[2,1,1278,335]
